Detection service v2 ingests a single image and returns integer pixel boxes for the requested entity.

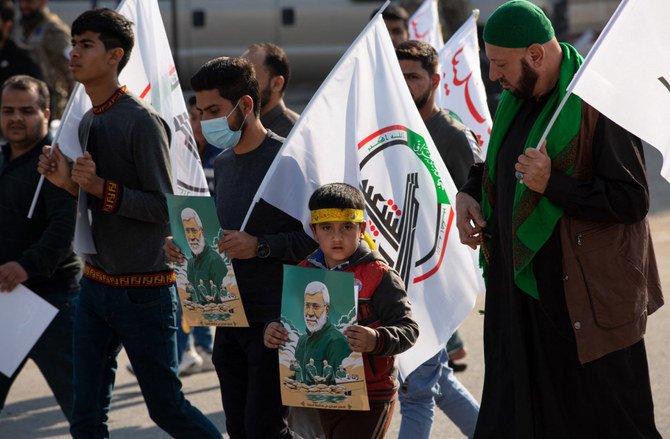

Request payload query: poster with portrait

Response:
[166,194,248,327]
[279,265,369,411]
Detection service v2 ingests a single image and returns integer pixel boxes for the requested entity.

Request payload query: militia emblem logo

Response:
[358,125,455,287]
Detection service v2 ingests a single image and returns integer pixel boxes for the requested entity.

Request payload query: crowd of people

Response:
[0,1,663,439]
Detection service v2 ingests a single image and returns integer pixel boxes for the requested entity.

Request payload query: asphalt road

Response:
[1,144,668,438]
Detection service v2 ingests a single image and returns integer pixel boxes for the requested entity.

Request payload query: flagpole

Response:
[240,0,392,230]
[27,82,84,218]
[565,0,630,98]
[532,90,570,150]
[533,0,631,151]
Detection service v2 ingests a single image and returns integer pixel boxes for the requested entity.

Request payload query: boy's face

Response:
[311,221,365,268]
[70,31,122,85]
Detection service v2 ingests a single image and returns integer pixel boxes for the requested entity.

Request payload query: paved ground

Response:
[1,144,668,438]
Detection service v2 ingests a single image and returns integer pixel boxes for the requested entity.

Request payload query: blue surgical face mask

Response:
[200,100,247,150]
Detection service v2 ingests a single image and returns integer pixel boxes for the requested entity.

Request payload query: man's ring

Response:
[515,171,524,180]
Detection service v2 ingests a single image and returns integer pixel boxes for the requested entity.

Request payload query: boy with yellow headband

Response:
[264,183,419,439]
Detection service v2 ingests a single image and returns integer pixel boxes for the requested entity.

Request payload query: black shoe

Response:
[448,360,467,373]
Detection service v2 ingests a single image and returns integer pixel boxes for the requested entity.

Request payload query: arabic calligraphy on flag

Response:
[408,0,444,51]
[243,14,482,377]
[436,12,492,155]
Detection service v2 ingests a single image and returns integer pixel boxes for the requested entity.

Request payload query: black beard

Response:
[413,88,431,111]
[510,59,539,100]
[230,106,247,132]
[260,83,272,109]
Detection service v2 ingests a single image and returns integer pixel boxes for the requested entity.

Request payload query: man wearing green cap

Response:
[456,1,663,437]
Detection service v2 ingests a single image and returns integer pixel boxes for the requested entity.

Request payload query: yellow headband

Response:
[310,208,365,224]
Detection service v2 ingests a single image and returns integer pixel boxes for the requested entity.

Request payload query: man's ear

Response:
[240,94,255,117]
[359,220,367,238]
[309,224,319,242]
[271,75,286,94]
[526,43,545,67]
[108,47,125,66]
[430,72,440,91]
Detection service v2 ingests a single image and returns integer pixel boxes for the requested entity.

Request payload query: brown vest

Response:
[559,102,664,364]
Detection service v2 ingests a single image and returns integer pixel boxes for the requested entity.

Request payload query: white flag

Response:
[567,0,670,182]
[436,11,492,155]
[408,0,443,51]
[55,0,208,195]
[244,14,481,377]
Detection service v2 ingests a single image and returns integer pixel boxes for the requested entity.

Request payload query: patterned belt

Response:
[83,263,176,287]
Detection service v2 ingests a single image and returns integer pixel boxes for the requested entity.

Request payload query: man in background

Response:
[395,40,481,439]
[0,2,42,88]
[0,75,79,423]
[13,0,71,119]
[372,3,410,48]
[242,42,299,138]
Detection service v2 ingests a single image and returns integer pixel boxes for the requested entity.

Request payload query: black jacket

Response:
[0,136,80,294]
[0,38,43,86]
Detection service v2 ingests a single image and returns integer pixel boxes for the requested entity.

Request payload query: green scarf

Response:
[481,42,583,299]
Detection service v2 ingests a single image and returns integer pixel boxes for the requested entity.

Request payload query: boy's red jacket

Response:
[299,242,419,403]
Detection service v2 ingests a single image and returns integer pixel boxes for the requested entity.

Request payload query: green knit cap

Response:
[484,0,555,48]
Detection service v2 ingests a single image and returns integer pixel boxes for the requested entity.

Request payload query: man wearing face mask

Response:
[164,56,317,439]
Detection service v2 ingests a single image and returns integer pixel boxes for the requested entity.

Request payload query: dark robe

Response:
[461,95,660,439]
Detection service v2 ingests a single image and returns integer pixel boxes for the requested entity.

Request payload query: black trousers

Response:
[213,323,296,439]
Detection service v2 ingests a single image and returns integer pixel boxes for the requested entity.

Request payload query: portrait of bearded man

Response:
[181,208,228,302]
[293,281,352,385]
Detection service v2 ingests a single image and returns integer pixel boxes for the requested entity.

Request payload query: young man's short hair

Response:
[1,75,50,110]
[308,183,365,211]
[71,8,135,74]
[246,42,291,94]
[188,95,197,108]
[395,40,439,76]
[190,56,261,118]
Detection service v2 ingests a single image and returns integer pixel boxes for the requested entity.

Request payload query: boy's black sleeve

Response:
[370,269,419,357]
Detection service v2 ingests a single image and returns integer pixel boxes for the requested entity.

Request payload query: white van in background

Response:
[46,0,617,87]
[46,0,385,86]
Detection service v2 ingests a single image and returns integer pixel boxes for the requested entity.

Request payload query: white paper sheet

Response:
[74,191,96,255]
[0,285,59,377]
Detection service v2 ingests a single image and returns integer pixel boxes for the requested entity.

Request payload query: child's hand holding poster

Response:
[279,265,369,411]
[166,194,248,327]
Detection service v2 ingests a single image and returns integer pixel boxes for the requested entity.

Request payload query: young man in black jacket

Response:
[165,56,317,438]
[0,75,79,422]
